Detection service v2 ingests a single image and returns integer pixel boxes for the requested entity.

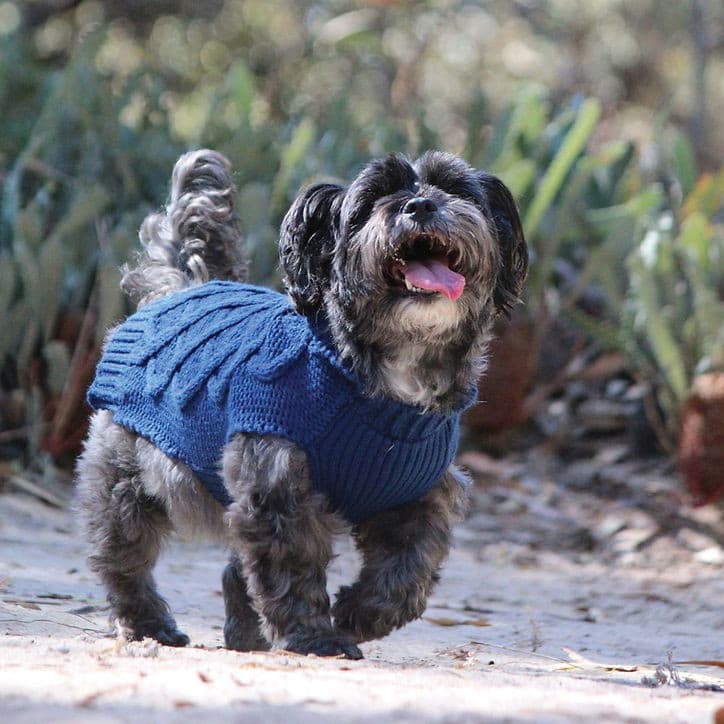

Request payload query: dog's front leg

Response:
[333,465,470,642]
[224,435,362,659]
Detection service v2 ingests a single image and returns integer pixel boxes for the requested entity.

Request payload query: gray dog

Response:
[76,149,527,660]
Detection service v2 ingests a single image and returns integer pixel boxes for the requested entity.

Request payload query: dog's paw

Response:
[332,585,378,641]
[224,616,270,652]
[120,619,190,647]
[284,630,363,660]
[333,584,414,643]
[152,626,191,647]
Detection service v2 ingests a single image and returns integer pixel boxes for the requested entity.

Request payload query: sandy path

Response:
[1,480,722,723]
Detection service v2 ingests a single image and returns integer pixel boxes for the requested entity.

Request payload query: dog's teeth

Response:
[406,282,423,292]
[404,279,429,294]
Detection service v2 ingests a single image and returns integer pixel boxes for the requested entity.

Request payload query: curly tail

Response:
[121,149,247,307]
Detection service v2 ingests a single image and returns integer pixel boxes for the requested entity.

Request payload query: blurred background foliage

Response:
[0,0,722,498]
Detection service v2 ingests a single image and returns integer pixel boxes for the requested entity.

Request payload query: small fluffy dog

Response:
[76,149,527,660]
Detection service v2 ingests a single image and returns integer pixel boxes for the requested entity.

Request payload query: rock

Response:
[464,312,537,434]
[678,372,724,505]
[693,547,724,565]
[574,398,629,433]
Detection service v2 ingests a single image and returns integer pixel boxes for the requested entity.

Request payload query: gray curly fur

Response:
[77,148,527,660]
[121,149,247,306]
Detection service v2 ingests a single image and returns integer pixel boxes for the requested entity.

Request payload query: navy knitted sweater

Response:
[87,281,471,522]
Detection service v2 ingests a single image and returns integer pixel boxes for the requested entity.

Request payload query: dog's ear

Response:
[280,183,345,315]
[478,172,528,315]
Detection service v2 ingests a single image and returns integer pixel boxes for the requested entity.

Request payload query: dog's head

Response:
[280,151,527,355]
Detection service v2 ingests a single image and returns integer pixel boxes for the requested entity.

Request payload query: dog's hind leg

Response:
[332,465,470,642]
[222,552,269,651]
[224,435,362,659]
[76,412,189,646]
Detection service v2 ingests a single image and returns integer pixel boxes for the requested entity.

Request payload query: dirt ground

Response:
[1,451,723,723]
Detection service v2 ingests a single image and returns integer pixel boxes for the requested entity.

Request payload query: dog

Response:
[76,148,527,660]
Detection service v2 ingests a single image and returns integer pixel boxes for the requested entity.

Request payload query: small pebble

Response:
[694,547,724,566]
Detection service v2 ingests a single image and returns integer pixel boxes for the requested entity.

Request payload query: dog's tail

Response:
[121,149,247,307]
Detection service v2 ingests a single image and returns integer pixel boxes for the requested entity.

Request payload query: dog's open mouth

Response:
[388,235,465,301]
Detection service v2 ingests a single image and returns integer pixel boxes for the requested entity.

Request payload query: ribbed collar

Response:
[307,312,476,441]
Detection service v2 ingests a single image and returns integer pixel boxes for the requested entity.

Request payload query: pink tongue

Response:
[402,258,465,300]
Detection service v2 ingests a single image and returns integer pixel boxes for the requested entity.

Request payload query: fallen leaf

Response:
[447,647,477,661]
[38,593,73,600]
[671,660,724,669]
[456,451,522,480]
[78,683,138,707]
[425,616,490,627]
[69,604,106,615]
[78,690,104,708]
[561,647,638,672]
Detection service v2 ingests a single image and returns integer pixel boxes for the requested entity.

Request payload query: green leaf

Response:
[585,186,663,230]
[570,217,636,315]
[524,98,601,239]
[15,194,47,251]
[0,297,30,361]
[46,186,110,246]
[227,61,257,117]
[95,264,125,343]
[490,90,549,172]
[678,211,712,269]
[14,242,40,314]
[682,170,724,218]
[0,255,17,317]
[499,159,536,200]
[38,235,66,342]
[238,181,275,277]
[16,317,40,383]
[670,128,697,198]
[632,262,688,404]
[42,340,71,397]
[271,118,316,211]
[486,89,548,175]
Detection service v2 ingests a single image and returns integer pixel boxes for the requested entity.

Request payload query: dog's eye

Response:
[421,172,483,207]
[445,180,482,205]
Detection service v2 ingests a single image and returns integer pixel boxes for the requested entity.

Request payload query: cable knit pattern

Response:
[88,281,472,522]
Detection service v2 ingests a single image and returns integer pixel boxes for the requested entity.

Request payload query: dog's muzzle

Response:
[387,233,465,301]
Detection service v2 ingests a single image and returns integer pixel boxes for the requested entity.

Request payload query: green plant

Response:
[1,12,717,477]
[0,27,424,463]
[468,91,662,317]
[463,90,724,459]
[621,170,724,450]
[467,92,663,382]
[0,34,183,460]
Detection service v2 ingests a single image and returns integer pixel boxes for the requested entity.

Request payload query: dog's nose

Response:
[403,197,437,220]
